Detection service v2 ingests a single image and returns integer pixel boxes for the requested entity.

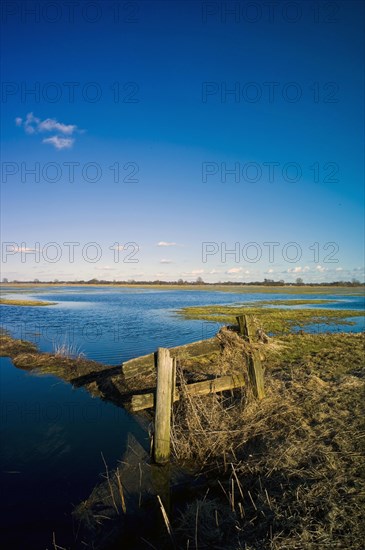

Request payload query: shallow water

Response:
[1,286,364,365]
[0,356,148,549]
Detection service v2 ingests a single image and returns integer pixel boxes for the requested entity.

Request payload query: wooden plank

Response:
[236,314,256,341]
[247,351,265,400]
[122,352,156,379]
[236,314,265,399]
[183,372,245,397]
[171,358,176,402]
[122,338,220,380]
[154,348,174,464]
[130,373,245,412]
[236,315,246,338]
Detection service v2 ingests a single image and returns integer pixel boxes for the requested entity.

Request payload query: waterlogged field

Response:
[0,285,364,549]
[0,285,364,365]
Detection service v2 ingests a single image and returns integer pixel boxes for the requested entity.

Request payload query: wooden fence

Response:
[123,314,265,465]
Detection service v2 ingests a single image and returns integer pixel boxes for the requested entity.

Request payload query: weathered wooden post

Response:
[236,315,265,399]
[154,348,175,464]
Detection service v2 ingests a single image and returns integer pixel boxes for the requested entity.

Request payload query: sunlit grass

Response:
[177,304,365,333]
[0,298,55,306]
[253,298,338,306]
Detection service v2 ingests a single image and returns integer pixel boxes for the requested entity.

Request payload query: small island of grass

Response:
[177,304,365,333]
[0,298,55,307]
[253,298,338,306]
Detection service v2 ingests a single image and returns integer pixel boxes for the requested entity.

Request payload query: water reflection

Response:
[0,357,145,549]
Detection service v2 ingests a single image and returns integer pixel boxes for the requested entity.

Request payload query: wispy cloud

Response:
[181,269,204,276]
[38,118,77,135]
[157,241,177,247]
[287,266,310,274]
[15,112,80,149]
[8,245,38,253]
[160,259,174,264]
[42,136,75,150]
[226,267,250,275]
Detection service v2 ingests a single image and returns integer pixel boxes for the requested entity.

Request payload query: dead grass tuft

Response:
[171,331,365,549]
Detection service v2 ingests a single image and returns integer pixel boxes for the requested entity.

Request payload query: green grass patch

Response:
[177,304,364,333]
[0,298,55,306]
[1,283,364,296]
[253,298,338,306]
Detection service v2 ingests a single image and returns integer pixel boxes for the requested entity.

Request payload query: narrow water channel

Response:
[0,357,147,549]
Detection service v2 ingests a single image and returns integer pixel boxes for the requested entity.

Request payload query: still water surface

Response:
[0,357,147,549]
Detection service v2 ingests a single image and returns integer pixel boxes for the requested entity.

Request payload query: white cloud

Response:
[287,266,310,274]
[16,112,80,149]
[38,118,77,135]
[10,246,38,253]
[227,267,242,274]
[181,269,204,276]
[160,259,173,264]
[157,241,177,247]
[95,265,116,271]
[23,112,40,134]
[42,136,75,150]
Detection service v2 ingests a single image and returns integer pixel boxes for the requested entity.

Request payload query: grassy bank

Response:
[0,330,117,385]
[167,329,365,550]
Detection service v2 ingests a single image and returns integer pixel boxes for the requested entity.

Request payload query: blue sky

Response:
[1,0,364,283]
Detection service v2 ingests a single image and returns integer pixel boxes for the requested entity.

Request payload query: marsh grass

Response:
[253,298,338,306]
[170,330,365,549]
[0,297,55,306]
[0,330,108,380]
[0,329,38,355]
[53,340,85,359]
[178,304,365,334]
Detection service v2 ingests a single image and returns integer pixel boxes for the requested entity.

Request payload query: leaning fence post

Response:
[154,348,174,464]
[236,314,265,400]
